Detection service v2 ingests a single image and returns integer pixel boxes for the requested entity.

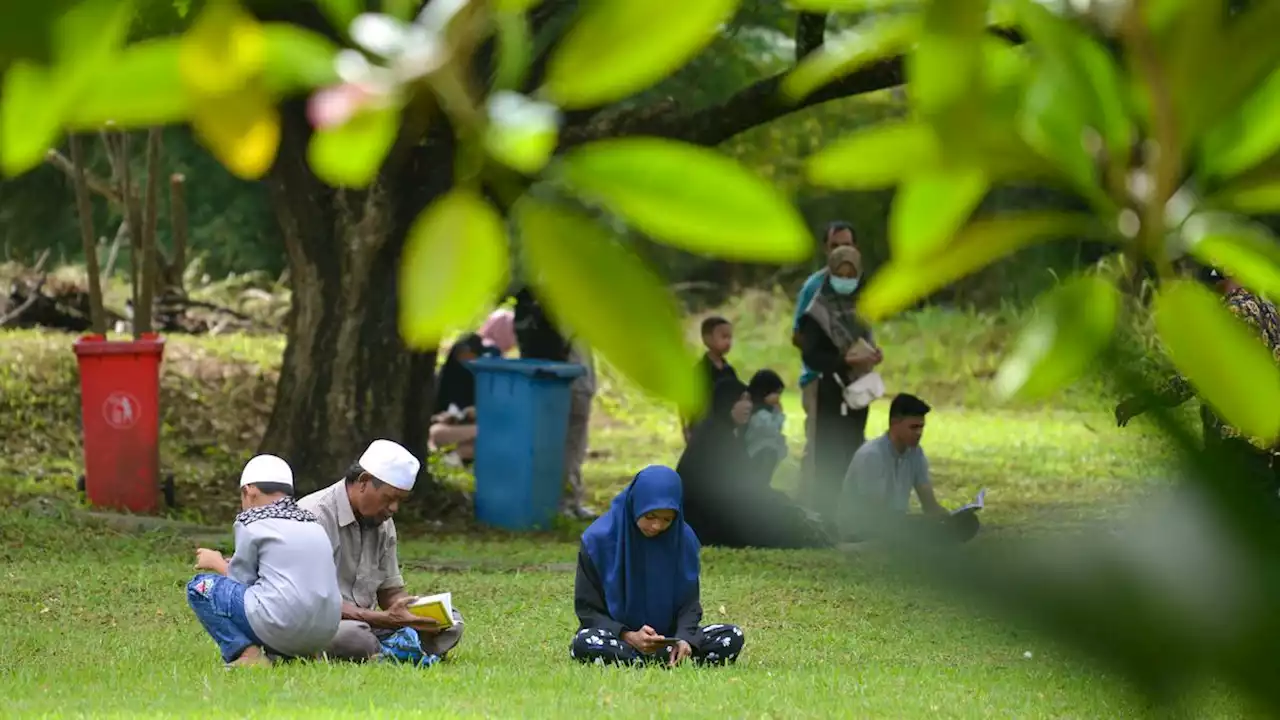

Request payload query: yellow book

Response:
[407,592,455,628]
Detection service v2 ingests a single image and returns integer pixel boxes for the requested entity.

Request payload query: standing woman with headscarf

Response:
[570,465,746,667]
[796,245,882,525]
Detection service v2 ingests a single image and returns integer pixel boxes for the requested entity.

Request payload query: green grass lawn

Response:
[0,292,1240,718]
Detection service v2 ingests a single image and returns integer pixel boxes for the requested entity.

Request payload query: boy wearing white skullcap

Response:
[187,454,342,667]
[300,439,466,666]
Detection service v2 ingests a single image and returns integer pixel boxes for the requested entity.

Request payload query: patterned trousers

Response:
[570,624,745,666]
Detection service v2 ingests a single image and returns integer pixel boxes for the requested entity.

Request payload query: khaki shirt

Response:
[298,479,405,610]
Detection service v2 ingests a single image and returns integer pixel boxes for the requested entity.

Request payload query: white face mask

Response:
[829,277,860,295]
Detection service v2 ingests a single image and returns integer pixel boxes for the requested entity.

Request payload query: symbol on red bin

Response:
[103,392,141,430]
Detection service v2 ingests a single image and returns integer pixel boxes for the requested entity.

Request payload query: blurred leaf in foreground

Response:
[517,199,702,414]
[541,0,738,109]
[556,137,812,263]
[399,189,510,349]
[1154,279,1280,444]
[857,212,1102,321]
[995,275,1120,400]
[1183,214,1280,301]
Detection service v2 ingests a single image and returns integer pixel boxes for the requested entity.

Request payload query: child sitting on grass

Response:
[745,369,788,487]
[187,455,342,667]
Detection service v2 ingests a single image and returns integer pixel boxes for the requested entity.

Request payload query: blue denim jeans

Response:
[187,574,262,663]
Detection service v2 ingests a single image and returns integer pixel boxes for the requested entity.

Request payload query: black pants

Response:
[570,624,745,666]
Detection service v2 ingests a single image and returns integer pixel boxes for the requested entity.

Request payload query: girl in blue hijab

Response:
[571,465,745,667]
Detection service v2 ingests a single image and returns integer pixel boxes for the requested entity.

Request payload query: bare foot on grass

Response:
[229,646,272,668]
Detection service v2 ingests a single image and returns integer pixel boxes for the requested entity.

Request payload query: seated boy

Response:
[838,394,979,545]
[187,455,343,667]
[682,316,740,442]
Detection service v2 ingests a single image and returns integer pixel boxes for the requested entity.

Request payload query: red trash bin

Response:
[73,333,166,513]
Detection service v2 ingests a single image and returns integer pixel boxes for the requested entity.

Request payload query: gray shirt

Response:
[299,480,405,609]
[839,433,930,536]
[228,517,343,657]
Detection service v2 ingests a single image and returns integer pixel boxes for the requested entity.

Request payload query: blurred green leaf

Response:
[484,92,559,174]
[1018,68,1099,204]
[315,0,360,32]
[261,23,340,95]
[782,12,922,102]
[806,120,941,190]
[63,39,190,129]
[889,167,988,263]
[556,137,811,262]
[1,0,135,175]
[493,11,533,94]
[994,275,1120,400]
[788,0,914,8]
[51,0,133,66]
[1184,215,1280,300]
[1199,68,1280,182]
[857,212,1101,320]
[1206,176,1280,215]
[382,0,418,21]
[517,200,701,413]
[307,105,398,188]
[496,0,544,9]
[0,62,61,176]
[909,0,985,124]
[1168,0,1280,149]
[399,190,510,349]
[1154,280,1280,443]
[1015,0,1131,160]
[541,0,738,109]
[1145,0,1187,34]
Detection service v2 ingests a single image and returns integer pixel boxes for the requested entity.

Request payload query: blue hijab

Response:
[580,465,701,636]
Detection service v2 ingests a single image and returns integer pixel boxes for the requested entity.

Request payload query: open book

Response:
[407,592,455,628]
[950,488,986,516]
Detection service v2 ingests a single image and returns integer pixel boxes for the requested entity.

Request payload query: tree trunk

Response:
[259,104,459,513]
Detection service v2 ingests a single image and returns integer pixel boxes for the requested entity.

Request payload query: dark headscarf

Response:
[747,370,785,412]
[580,466,700,636]
[432,333,486,414]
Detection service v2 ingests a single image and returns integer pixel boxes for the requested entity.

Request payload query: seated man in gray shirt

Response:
[299,439,465,665]
[188,454,343,667]
[839,394,979,544]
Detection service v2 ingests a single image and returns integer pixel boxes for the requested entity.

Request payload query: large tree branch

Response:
[560,55,905,150]
[560,26,1024,150]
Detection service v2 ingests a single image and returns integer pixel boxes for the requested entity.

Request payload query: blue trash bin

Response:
[468,357,586,530]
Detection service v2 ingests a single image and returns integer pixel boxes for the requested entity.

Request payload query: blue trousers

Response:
[186,574,262,663]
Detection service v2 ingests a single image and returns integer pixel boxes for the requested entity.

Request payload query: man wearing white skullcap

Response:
[187,455,342,667]
[299,439,466,664]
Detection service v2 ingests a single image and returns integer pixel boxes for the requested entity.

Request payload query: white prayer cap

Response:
[358,439,420,492]
[240,454,293,488]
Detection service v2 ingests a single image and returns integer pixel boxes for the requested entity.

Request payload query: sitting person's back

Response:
[678,379,829,549]
[430,334,485,463]
[187,455,342,666]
